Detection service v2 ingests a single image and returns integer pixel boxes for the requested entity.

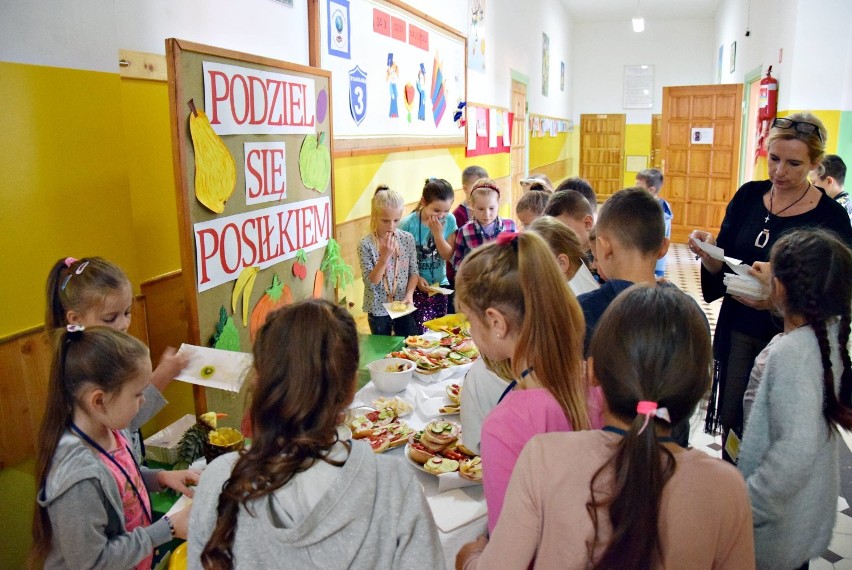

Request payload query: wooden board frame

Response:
[166,39,336,414]
[311,0,467,155]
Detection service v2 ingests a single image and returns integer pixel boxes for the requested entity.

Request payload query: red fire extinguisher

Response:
[755,66,778,162]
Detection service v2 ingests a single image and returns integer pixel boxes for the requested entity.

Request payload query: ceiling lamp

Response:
[633,0,644,32]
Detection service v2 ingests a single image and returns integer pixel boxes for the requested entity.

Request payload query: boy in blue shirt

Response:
[635,168,673,277]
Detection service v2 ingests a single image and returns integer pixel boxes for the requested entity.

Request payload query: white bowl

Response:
[368,358,415,393]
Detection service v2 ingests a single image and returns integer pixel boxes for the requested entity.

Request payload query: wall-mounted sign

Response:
[691,127,714,145]
[623,65,654,109]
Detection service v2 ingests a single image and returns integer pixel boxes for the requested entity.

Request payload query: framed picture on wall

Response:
[729,41,736,73]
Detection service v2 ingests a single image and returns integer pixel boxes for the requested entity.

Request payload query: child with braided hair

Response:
[738,228,852,569]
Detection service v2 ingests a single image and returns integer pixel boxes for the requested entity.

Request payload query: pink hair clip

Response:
[636,400,671,435]
[64,257,78,268]
[495,232,520,247]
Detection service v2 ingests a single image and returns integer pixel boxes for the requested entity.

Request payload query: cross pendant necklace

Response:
[755,183,811,248]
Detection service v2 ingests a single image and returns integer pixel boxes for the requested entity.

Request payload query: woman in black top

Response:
[689,112,852,463]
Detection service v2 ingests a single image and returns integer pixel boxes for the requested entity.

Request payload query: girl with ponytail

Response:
[32,327,196,569]
[189,300,442,569]
[458,286,754,569]
[454,231,603,534]
[739,228,852,569]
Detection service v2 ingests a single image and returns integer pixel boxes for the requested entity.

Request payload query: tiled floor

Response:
[668,243,852,568]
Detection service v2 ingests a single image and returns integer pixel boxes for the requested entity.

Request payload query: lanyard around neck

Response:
[70,422,153,524]
[602,425,676,443]
[497,368,531,404]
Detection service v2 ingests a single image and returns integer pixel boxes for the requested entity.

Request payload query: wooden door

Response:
[650,113,662,168]
[580,114,625,203]
[509,80,527,220]
[662,84,743,243]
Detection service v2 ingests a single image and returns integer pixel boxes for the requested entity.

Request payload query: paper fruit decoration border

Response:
[299,132,331,192]
[250,274,293,341]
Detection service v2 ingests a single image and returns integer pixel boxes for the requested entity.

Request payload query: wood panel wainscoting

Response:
[530,158,573,189]
[0,272,189,470]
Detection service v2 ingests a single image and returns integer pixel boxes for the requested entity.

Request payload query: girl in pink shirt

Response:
[455,231,600,533]
[458,286,754,569]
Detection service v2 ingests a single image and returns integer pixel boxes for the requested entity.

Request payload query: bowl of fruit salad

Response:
[368,358,415,393]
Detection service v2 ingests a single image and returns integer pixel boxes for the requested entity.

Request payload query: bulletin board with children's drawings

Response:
[319,0,467,152]
[166,39,352,415]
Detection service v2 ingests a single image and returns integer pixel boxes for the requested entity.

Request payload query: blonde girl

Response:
[528,215,600,296]
[32,326,197,569]
[358,186,419,336]
[455,231,602,533]
[45,256,187,459]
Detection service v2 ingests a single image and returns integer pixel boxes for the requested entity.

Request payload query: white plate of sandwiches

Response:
[382,301,417,320]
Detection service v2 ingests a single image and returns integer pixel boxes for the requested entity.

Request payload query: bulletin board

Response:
[166,39,339,415]
[319,0,466,153]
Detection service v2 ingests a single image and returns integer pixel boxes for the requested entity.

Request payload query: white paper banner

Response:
[194,196,331,292]
[244,141,287,205]
[202,61,316,135]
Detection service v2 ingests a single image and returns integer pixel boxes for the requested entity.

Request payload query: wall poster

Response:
[319,0,466,152]
[166,39,340,415]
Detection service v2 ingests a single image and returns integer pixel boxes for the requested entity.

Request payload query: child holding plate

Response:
[358,186,420,336]
[400,178,457,330]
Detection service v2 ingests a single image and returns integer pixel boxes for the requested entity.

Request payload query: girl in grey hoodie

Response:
[32,326,197,569]
[739,229,852,569]
[189,300,443,570]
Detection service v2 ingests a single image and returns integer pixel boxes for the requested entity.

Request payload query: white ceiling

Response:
[560,0,723,22]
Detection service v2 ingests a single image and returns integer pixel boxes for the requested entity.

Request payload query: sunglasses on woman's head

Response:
[772,118,823,142]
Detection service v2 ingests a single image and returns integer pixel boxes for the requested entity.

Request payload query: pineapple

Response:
[176,412,223,468]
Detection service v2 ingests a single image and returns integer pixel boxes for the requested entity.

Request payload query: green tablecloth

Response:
[357,334,405,390]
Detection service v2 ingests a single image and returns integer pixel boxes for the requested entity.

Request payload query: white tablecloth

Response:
[351,369,487,570]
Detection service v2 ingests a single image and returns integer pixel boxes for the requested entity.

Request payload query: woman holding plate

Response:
[689,112,852,462]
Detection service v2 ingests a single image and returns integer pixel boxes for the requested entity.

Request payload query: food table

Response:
[351,354,487,570]
[357,334,405,389]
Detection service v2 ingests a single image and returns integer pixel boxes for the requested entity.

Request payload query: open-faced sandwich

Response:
[348,415,375,439]
[423,457,460,475]
[459,456,483,482]
[366,428,391,454]
[420,420,460,452]
[386,422,416,449]
[446,383,462,405]
[407,431,438,464]
[405,335,440,349]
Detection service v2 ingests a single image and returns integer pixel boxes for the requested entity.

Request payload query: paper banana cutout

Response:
[188,99,236,213]
[231,266,259,327]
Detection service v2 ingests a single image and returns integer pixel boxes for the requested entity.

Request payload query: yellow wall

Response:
[750,109,843,183]
[333,146,510,223]
[119,78,183,281]
[529,131,571,170]
[0,62,140,337]
[623,123,652,185]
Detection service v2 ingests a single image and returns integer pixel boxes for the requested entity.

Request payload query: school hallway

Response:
[668,242,852,569]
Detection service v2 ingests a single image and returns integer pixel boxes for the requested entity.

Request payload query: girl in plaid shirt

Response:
[453,179,517,271]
